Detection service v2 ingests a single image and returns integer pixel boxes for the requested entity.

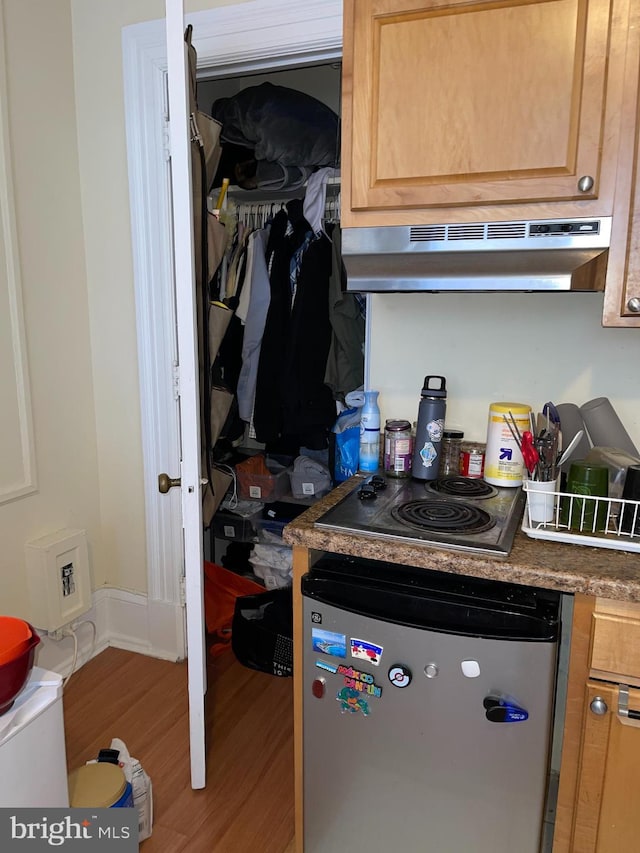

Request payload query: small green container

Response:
[560,461,609,532]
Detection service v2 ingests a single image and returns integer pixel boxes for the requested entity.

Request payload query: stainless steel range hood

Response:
[342,217,611,292]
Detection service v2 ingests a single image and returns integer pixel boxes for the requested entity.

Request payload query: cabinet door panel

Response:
[572,681,640,851]
[591,601,640,682]
[350,0,611,211]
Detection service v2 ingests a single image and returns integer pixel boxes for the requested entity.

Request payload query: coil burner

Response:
[427,476,497,500]
[391,498,496,535]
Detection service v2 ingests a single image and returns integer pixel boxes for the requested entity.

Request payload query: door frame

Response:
[122,0,342,660]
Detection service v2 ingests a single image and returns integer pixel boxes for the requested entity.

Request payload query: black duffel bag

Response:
[231,586,293,677]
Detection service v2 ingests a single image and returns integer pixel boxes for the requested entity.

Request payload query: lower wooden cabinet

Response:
[570,681,640,851]
[555,596,640,851]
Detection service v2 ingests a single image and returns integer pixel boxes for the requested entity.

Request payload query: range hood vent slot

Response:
[446,223,485,240]
[487,222,528,240]
[409,225,447,242]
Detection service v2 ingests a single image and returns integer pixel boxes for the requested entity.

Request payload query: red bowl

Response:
[0,629,40,715]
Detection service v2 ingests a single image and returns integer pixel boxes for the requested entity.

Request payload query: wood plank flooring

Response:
[63,646,295,852]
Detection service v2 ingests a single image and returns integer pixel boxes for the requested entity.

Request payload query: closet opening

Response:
[192,59,366,610]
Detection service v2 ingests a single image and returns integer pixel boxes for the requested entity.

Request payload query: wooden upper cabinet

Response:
[603,59,640,326]
[341,0,636,227]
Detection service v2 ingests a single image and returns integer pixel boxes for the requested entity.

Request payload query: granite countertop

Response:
[282,476,640,602]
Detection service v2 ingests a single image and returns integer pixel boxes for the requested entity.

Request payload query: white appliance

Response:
[0,666,69,806]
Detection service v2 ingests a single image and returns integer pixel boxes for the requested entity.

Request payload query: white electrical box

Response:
[25,528,91,632]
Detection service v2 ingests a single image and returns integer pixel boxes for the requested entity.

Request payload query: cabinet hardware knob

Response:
[158,473,181,493]
[590,696,608,716]
[627,297,640,313]
[578,175,594,192]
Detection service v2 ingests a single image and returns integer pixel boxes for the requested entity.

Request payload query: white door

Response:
[165,0,207,790]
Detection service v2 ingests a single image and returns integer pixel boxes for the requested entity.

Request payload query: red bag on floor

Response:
[204,561,263,657]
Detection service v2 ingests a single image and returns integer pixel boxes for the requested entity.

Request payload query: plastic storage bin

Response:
[258,518,287,539]
[259,501,309,539]
[236,458,290,502]
[212,509,261,542]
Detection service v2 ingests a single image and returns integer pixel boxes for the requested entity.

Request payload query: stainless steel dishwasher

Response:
[302,556,561,853]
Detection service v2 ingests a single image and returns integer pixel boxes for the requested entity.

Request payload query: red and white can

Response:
[459,442,486,479]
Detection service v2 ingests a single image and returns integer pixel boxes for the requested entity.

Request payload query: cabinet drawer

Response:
[591,600,640,681]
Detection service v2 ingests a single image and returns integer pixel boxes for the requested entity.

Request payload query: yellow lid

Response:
[68,763,126,808]
[488,402,531,414]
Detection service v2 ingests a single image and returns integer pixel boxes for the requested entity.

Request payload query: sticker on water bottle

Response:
[426,419,444,441]
[418,442,438,468]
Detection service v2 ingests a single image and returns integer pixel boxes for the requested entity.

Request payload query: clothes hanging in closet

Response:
[236,227,271,422]
[252,202,308,448]
[280,226,336,449]
[210,186,364,461]
[324,225,365,401]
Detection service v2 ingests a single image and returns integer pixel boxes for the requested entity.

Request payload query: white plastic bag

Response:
[110,737,153,842]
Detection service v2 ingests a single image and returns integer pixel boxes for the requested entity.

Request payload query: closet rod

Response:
[208,187,340,228]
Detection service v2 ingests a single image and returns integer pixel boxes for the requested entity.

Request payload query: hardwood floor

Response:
[63,646,295,852]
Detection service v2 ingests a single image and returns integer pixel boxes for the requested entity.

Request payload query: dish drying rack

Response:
[522,482,640,553]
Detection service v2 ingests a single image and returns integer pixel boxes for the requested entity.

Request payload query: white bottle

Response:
[359,390,381,473]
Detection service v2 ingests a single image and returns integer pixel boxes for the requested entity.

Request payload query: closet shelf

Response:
[209,172,340,206]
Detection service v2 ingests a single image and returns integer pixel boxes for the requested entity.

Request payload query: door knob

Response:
[158,473,181,493]
[590,696,608,716]
[627,297,640,313]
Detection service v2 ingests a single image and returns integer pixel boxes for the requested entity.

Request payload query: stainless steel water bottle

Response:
[411,376,447,481]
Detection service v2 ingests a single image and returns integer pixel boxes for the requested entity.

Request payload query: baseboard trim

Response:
[34,588,184,678]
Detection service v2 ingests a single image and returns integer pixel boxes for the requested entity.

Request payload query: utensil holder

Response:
[523,478,558,524]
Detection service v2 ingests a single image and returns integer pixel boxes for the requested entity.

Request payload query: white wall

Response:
[370,291,640,448]
[0,0,102,618]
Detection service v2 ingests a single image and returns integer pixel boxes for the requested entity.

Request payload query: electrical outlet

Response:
[60,562,76,598]
[25,529,91,632]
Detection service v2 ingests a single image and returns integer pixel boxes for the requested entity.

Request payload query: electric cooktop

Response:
[314,475,526,559]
